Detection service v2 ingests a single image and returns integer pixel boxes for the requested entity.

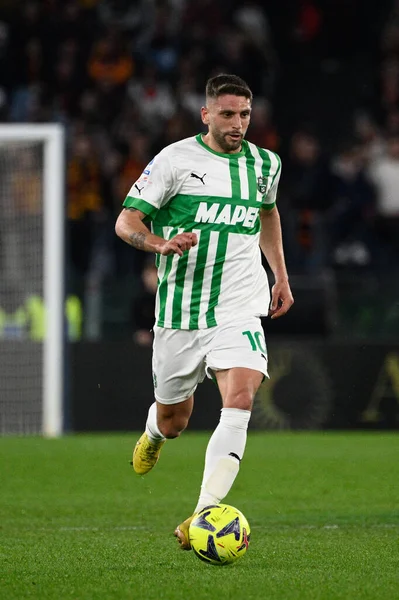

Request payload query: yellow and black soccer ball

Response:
[189,504,251,565]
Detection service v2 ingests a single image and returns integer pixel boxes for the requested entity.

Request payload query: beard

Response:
[212,129,243,153]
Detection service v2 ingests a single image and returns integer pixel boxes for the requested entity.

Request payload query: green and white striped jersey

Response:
[123,133,281,330]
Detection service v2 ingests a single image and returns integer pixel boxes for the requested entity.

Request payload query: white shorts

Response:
[152,317,268,404]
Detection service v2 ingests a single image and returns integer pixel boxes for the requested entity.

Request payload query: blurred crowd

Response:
[0,0,398,340]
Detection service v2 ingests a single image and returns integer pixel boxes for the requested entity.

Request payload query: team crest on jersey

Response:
[257,176,267,194]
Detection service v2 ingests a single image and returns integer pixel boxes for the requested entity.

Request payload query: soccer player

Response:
[115,74,294,550]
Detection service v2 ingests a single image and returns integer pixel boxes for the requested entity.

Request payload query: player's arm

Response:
[259,206,294,319]
[116,151,197,256]
[115,208,197,257]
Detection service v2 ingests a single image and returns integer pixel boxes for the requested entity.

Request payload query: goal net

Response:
[0,125,65,436]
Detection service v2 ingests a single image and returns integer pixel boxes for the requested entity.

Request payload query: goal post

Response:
[0,124,65,436]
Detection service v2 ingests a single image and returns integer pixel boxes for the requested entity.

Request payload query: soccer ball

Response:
[189,504,250,565]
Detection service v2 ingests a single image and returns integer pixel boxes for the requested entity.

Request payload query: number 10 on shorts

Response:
[242,330,266,352]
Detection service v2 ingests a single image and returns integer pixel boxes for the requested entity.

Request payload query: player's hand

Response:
[158,232,198,256]
[269,279,294,319]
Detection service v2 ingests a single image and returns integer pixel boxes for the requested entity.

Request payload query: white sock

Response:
[194,407,251,514]
[145,402,165,442]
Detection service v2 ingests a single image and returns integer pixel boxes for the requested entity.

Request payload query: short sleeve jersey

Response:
[123,134,281,330]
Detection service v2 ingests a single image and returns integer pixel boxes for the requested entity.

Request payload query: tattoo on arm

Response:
[126,207,139,213]
[128,231,146,250]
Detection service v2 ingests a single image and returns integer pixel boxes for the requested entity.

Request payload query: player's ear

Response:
[201,106,209,125]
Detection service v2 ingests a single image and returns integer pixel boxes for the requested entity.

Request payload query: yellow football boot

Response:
[131,432,165,475]
[174,515,195,550]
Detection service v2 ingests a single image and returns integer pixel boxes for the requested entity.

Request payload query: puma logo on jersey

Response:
[194,202,259,227]
[190,172,206,185]
[134,183,144,195]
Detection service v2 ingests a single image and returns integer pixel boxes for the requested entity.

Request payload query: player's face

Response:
[201,95,252,153]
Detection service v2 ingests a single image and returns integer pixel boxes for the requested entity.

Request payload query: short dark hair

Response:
[206,74,253,102]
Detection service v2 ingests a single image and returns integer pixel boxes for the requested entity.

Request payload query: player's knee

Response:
[224,390,253,411]
[158,415,189,439]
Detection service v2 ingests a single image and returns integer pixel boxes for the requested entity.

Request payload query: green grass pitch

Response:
[1,432,398,599]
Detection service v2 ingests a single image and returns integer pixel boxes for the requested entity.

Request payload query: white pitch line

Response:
[33,523,399,533]
[251,523,399,530]
[37,526,147,532]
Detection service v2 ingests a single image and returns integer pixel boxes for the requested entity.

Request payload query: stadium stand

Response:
[0,0,397,340]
